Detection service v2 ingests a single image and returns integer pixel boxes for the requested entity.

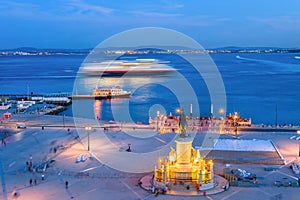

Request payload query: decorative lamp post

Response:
[219,108,224,118]
[156,111,160,132]
[85,126,92,151]
[219,108,225,134]
[233,112,238,139]
[297,130,300,157]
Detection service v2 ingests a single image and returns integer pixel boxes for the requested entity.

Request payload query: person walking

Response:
[12,187,18,199]
[65,180,69,189]
[29,178,32,186]
[34,179,37,185]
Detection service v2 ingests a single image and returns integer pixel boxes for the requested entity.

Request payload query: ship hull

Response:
[71,93,131,100]
[78,69,174,77]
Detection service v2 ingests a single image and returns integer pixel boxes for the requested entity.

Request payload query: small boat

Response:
[18,107,27,113]
[72,86,131,100]
[0,101,12,110]
[17,100,35,109]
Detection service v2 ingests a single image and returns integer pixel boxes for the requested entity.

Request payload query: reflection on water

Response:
[94,99,124,121]
[94,100,101,120]
[74,74,170,95]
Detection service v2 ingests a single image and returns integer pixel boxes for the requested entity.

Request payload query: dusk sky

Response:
[1,0,300,49]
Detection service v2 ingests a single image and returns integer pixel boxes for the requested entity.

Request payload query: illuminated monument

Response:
[154,109,214,191]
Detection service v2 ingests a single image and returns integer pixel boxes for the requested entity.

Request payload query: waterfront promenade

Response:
[1,115,300,199]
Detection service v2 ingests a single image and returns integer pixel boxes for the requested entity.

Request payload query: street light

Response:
[85,126,92,151]
[156,111,160,132]
[219,108,224,117]
[297,130,300,157]
[233,112,238,139]
[219,108,225,134]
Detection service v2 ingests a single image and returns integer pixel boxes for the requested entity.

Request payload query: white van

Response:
[16,123,26,129]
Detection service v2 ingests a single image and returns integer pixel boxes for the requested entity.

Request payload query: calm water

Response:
[0,53,299,125]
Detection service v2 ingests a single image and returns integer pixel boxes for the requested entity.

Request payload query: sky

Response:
[0,0,300,49]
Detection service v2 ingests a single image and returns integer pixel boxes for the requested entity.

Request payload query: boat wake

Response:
[235,55,300,72]
[235,55,269,62]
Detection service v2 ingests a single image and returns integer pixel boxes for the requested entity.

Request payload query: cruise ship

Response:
[72,86,131,100]
[78,59,174,76]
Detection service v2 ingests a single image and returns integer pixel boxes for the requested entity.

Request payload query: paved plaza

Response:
[1,115,300,199]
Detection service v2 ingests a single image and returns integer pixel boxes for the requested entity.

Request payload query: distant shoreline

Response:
[1,47,300,56]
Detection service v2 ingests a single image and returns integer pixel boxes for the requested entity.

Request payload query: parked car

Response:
[35,159,56,173]
[274,180,282,187]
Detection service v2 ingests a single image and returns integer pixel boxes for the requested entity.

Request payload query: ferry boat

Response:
[78,59,174,76]
[72,86,131,99]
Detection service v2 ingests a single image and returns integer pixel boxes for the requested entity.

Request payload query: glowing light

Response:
[219,108,224,115]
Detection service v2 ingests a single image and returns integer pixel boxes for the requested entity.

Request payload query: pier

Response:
[0,92,72,105]
[0,92,71,101]
[39,106,67,115]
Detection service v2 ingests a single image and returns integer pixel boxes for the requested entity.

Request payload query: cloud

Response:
[67,0,115,15]
[129,10,182,18]
[249,16,300,31]
[0,0,115,20]
[176,15,232,27]
[0,1,41,18]
[173,3,184,9]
